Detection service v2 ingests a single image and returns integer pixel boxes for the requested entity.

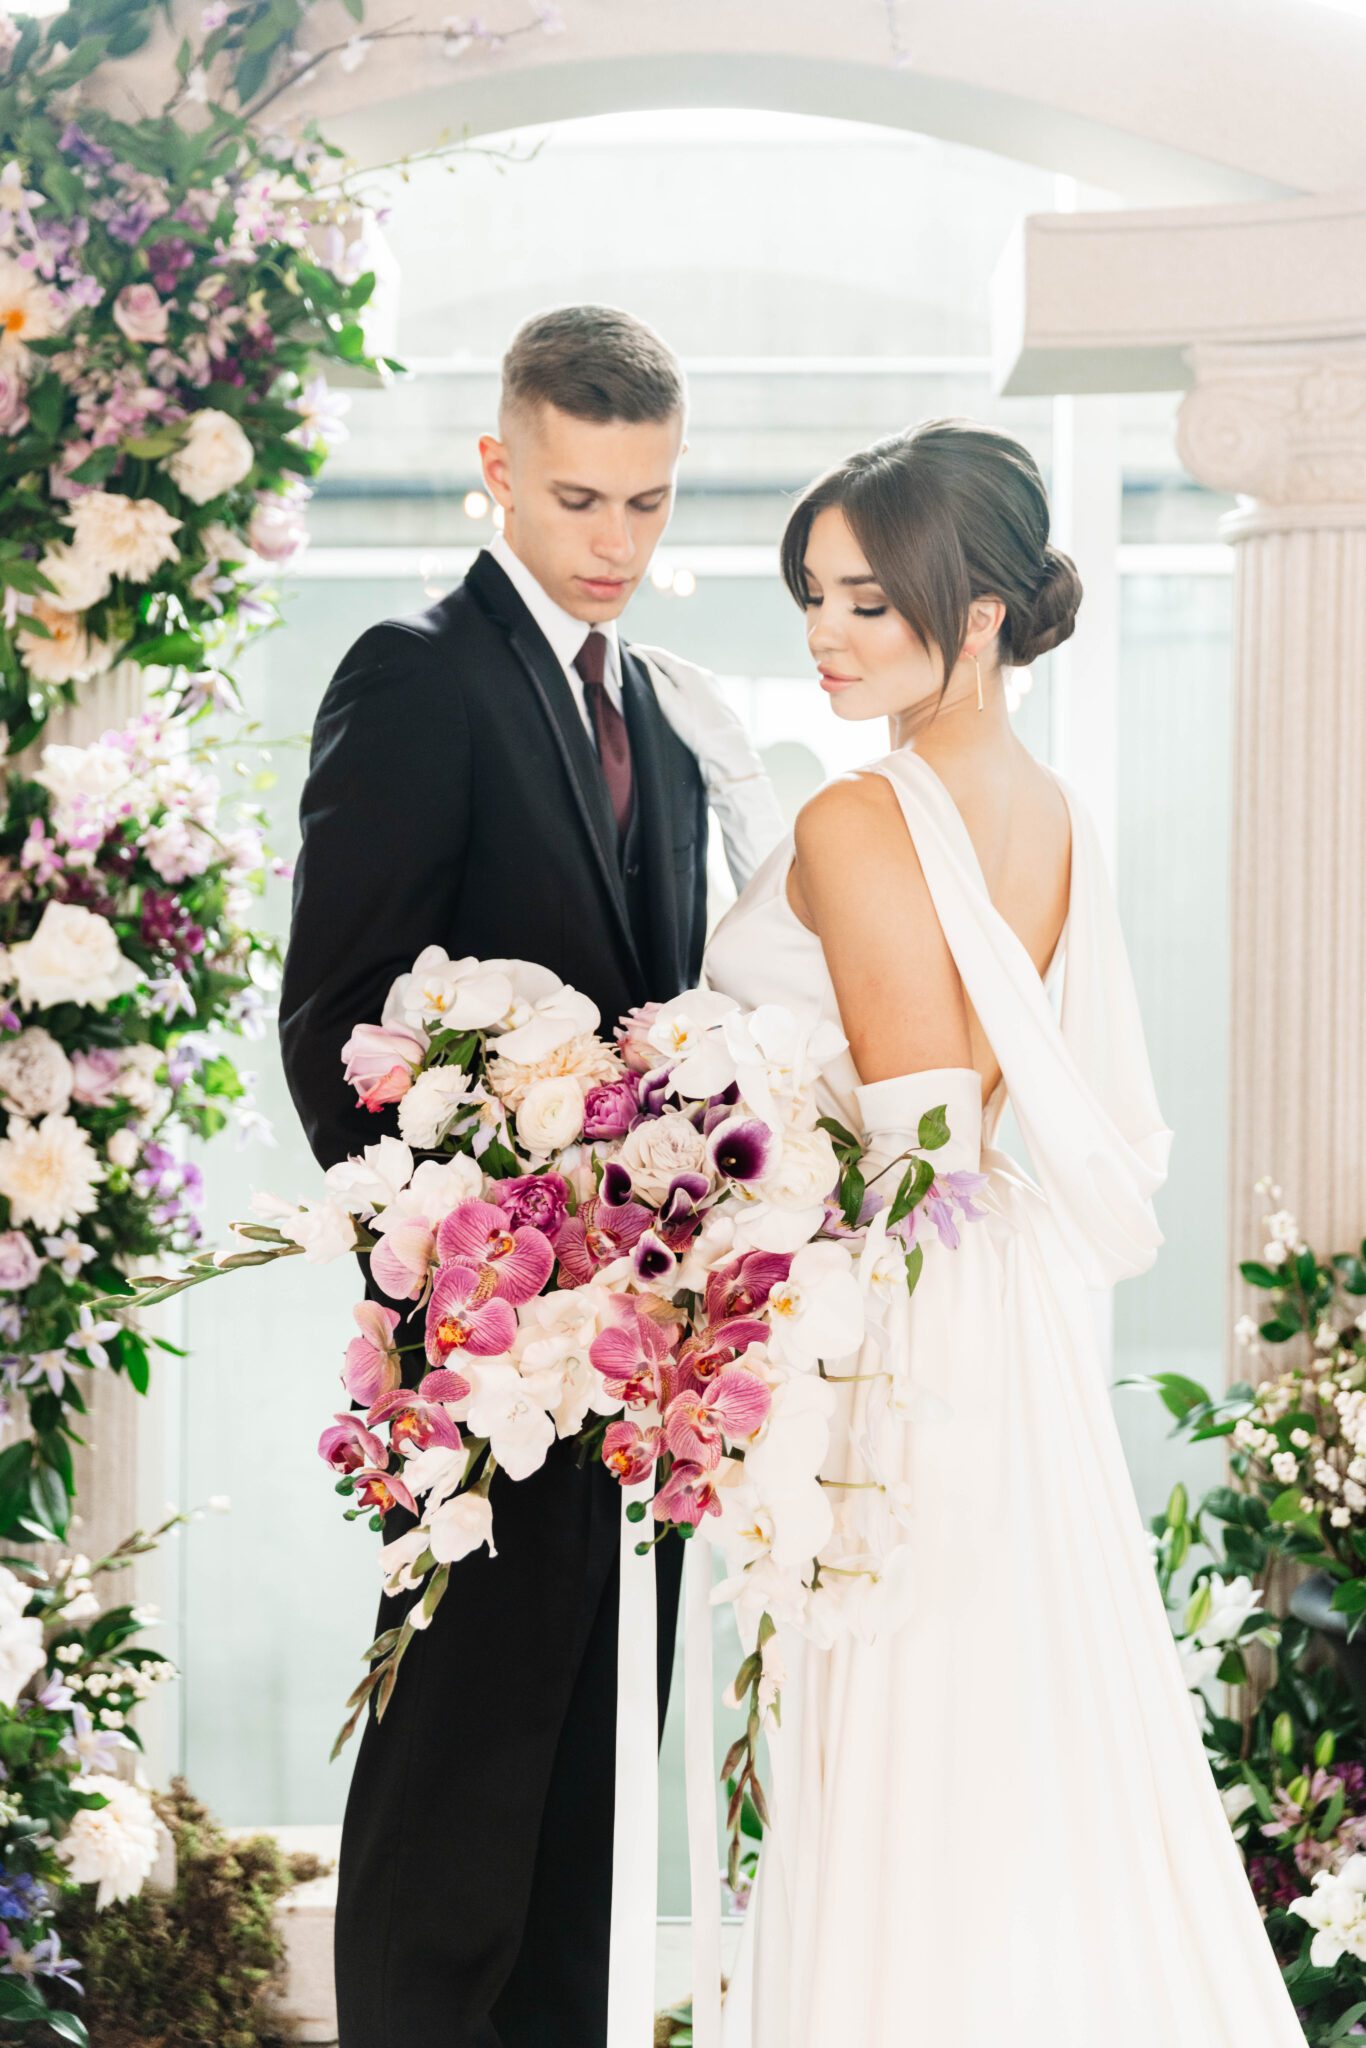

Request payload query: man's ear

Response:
[478,432,513,511]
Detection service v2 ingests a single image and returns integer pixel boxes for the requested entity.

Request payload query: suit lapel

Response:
[466,554,642,981]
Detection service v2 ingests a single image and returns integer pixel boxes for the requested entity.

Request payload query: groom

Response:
[279,305,781,2048]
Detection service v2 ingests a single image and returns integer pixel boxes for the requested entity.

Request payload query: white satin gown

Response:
[701,747,1307,2047]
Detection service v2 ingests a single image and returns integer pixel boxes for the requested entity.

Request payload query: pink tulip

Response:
[341,1300,402,1405]
[602,1418,662,1486]
[663,1367,771,1470]
[318,1412,386,1476]
[342,1022,424,1112]
[424,1262,517,1368]
[435,1198,554,1305]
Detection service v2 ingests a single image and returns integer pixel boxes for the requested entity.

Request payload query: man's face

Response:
[479,402,684,623]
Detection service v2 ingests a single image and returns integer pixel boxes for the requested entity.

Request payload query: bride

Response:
[702,420,1308,2045]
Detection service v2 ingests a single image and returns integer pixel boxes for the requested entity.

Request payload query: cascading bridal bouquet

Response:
[105,947,986,1863]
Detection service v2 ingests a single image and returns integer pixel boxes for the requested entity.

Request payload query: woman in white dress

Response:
[703,420,1308,2046]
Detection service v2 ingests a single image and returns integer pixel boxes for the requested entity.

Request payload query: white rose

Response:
[164,407,256,506]
[616,1111,711,1204]
[16,602,113,686]
[515,1075,586,1157]
[56,1775,160,1910]
[0,1113,101,1231]
[0,1028,73,1118]
[397,1067,475,1149]
[115,1043,165,1116]
[758,1125,840,1211]
[8,903,141,1010]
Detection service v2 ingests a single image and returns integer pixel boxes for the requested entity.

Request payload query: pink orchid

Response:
[602,1418,662,1485]
[424,1262,518,1368]
[352,1466,417,1517]
[704,1250,792,1324]
[675,1313,771,1385]
[343,1021,425,1111]
[341,1300,403,1406]
[317,1412,385,1476]
[662,1366,771,1470]
[435,1198,554,1305]
[589,1297,681,1409]
[553,1191,652,1287]
[652,1459,721,1528]
[367,1373,467,1454]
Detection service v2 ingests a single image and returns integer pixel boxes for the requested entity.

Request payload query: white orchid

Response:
[764,1241,864,1372]
[386,946,516,1034]
[721,1003,847,1129]
[323,1134,415,1219]
[463,1361,555,1481]
[489,981,600,1065]
[645,988,740,1097]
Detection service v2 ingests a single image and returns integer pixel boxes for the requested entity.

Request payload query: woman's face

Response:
[799,505,945,724]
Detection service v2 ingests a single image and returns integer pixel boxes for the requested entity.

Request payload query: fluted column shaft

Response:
[1177,340,1366,1327]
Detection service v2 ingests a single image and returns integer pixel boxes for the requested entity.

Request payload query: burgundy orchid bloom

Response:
[601,1418,662,1485]
[589,1297,680,1409]
[554,1191,652,1287]
[601,1160,635,1208]
[706,1115,775,1184]
[657,1171,711,1244]
[704,1249,793,1324]
[662,1366,772,1469]
[318,1413,386,1476]
[424,1263,518,1368]
[631,1229,678,1286]
[652,1459,721,1527]
[435,1198,554,1304]
[352,1466,417,1517]
[676,1313,771,1384]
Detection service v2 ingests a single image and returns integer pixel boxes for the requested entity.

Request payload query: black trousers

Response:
[334,1436,684,2048]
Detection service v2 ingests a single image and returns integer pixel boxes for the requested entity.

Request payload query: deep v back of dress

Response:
[702,747,1309,2048]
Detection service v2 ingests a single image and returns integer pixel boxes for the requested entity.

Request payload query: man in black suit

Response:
[279,305,780,2048]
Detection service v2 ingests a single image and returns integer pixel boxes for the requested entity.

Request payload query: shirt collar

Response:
[489,531,621,683]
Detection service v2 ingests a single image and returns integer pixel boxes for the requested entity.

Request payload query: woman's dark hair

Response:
[780,418,1082,686]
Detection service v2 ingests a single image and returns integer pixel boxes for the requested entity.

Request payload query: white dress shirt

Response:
[488,531,623,740]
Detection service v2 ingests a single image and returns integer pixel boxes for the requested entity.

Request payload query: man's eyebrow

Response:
[548,480,672,497]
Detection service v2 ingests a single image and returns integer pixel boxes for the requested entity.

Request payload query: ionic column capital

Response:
[1176,338,1366,519]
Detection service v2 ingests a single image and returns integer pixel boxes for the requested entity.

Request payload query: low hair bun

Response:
[1010,544,1082,668]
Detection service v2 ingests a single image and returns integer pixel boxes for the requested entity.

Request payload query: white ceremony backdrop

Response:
[131,108,1236,1912]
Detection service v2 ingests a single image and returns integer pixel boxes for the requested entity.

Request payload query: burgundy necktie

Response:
[575,630,633,838]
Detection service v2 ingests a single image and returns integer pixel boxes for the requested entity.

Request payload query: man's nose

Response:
[592,515,635,565]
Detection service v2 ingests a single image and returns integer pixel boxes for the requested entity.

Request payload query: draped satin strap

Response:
[869,752,1172,1288]
[607,1476,658,2048]
[685,1537,722,2048]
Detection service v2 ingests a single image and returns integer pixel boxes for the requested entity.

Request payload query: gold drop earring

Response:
[973,654,984,712]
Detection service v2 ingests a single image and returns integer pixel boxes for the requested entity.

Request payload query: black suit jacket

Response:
[279,549,708,1176]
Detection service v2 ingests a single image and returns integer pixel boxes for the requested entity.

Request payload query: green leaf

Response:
[343,0,364,17]
[129,630,206,669]
[0,1973,47,2019]
[1296,1248,1318,1292]
[838,1162,865,1230]
[1331,1579,1366,1614]
[887,1156,933,1227]
[903,1243,924,1298]
[916,1103,950,1151]
[1239,1260,1285,1289]
[68,445,120,485]
[42,2009,89,2044]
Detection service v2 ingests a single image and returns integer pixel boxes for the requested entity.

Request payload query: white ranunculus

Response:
[1289,1855,1366,1967]
[397,1067,476,1149]
[16,602,113,686]
[425,1490,495,1565]
[615,1111,711,1204]
[757,1125,840,1213]
[0,1027,73,1119]
[65,490,181,584]
[464,1361,556,1481]
[515,1075,585,1157]
[8,902,141,1010]
[35,540,113,614]
[164,407,255,505]
[0,1114,101,1232]
[0,1564,44,1707]
[57,1774,160,1910]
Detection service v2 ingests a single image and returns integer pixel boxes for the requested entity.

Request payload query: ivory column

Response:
[1176,339,1366,1309]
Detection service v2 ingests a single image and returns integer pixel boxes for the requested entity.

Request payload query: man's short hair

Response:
[499,304,685,428]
